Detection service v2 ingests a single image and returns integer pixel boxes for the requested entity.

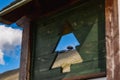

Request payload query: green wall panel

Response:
[31,0,106,80]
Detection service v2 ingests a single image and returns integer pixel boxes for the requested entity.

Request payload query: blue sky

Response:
[0,0,22,73]
[0,0,15,11]
[0,45,21,73]
[0,23,22,73]
[55,33,80,52]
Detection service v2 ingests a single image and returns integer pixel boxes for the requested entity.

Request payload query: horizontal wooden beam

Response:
[0,17,12,24]
[1,0,88,24]
[63,72,106,80]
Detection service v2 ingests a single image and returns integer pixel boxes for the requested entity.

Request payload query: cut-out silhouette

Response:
[51,22,83,73]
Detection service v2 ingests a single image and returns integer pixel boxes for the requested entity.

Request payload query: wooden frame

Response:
[105,0,120,80]
[16,16,31,80]
[14,0,120,80]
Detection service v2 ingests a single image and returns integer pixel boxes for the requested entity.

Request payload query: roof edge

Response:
[0,0,32,16]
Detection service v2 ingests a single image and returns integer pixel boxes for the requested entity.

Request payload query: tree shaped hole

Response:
[55,32,80,53]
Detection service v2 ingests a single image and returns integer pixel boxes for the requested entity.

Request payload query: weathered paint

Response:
[30,0,106,80]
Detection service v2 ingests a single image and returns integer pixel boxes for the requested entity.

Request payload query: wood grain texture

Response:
[105,0,120,80]
[16,16,31,80]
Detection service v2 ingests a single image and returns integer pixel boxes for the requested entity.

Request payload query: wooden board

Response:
[30,0,106,80]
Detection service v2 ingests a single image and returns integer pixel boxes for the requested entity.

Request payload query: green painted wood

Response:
[31,0,106,80]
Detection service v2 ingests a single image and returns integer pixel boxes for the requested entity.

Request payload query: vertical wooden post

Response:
[16,16,31,80]
[105,0,120,80]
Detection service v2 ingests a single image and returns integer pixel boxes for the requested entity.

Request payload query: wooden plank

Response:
[1,0,87,23]
[105,0,120,80]
[63,72,106,80]
[31,0,106,79]
[16,16,31,80]
[0,17,12,24]
[32,58,105,80]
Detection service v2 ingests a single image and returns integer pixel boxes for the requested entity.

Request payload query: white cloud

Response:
[0,50,4,65]
[0,24,22,65]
